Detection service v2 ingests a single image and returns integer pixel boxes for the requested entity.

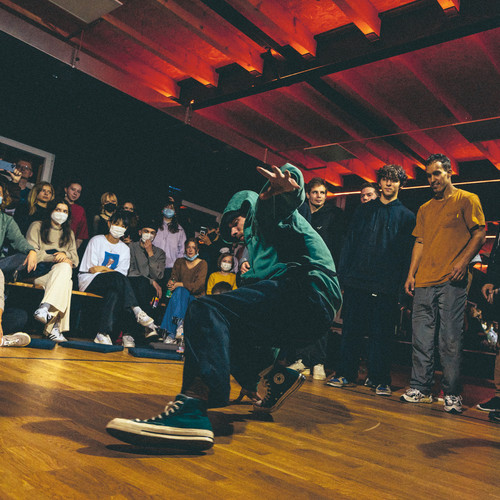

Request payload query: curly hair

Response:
[376,164,408,187]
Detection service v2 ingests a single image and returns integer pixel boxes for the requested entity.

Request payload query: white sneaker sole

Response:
[106,418,214,450]
[253,373,306,413]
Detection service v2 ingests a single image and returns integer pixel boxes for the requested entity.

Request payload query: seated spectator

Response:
[127,217,166,343]
[206,253,237,295]
[16,159,34,206]
[0,179,37,280]
[121,200,139,244]
[14,182,55,235]
[64,179,88,249]
[92,192,118,237]
[78,210,155,346]
[153,196,186,284]
[26,198,78,342]
[0,269,30,347]
[211,281,233,295]
[160,238,207,343]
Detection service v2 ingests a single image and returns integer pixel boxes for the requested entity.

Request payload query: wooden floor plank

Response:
[0,345,499,499]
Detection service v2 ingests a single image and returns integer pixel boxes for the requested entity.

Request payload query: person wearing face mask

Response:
[79,211,157,346]
[160,238,207,343]
[26,199,78,342]
[120,200,139,244]
[14,182,55,235]
[127,217,166,342]
[206,253,237,295]
[92,192,118,237]
[153,197,186,285]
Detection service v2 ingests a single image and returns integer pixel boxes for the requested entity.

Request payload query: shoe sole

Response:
[3,333,31,347]
[444,407,463,414]
[326,381,347,388]
[106,419,214,451]
[253,374,306,413]
[376,392,392,396]
[476,405,498,412]
[400,395,433,403]
[313,375,326,380]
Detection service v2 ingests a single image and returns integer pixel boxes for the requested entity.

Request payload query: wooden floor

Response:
[1,341,499,500]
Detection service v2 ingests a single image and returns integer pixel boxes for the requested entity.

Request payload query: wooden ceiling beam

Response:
[331,0,381,40]
[435,0,460,15]
[228,0,317,56]
[152,0,263,74]
[102,14,218,87]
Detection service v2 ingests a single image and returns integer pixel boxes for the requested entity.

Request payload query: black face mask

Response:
[104,203,117,213]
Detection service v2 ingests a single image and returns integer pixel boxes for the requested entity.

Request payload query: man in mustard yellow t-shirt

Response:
[401,154,486,414]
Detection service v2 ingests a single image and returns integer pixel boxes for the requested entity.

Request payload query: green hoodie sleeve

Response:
[255,164,305,227]
[5,216,34,255]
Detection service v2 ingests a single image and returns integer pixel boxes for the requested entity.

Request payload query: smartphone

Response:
[0,160,16,173]
[199,226,207,236]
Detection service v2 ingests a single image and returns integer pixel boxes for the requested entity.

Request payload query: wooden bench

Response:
[6,281,103,299]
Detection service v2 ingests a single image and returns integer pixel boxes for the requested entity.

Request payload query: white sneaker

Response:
[288,359,306,373]
[48,327,67,343]
[175,320,184,339]
[163,336,177,345]
[94,333,112,345]
[2,332,31,347]
[34,307,53,325]
[136,311,155,328]
[122,335,135,348]
[312,364,326,380]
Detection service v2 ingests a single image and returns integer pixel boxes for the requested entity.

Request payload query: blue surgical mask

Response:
[0,196,3,206]
[185,253,199,261]
[163,208,175,219]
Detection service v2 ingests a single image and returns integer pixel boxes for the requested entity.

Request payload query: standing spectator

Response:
[26,199,78,342]
[360,182,380,204]
[477,226,500,421]
[79,211,155,346]
[160,238,207,343]
[14,182,55,235]
[327,165,415,396]
[64,179,88,249]
[402,154,486,414]
[92,192,118,237]
[128,217,165,343]
[153,196,186,285]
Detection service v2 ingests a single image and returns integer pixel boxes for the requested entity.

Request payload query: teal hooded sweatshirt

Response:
[220,164,342,317]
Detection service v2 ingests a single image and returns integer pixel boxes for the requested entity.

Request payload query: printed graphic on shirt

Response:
[102,251,120,270]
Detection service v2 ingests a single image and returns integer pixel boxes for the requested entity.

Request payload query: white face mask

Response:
[221,262,232,272]
[141,232,154,243]
[51,212,68,225]
[109,225,126,239]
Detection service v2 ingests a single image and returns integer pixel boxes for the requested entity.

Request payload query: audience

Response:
[206,253,237,295]
[127,217,166,343]
[14,182,55,235]
[78,210,156,346]
[92,192,118,236]
[16,159,35,206]
[360,182,380,204]
[153,196,186,285]
[121,200,139,244]
[26,198,78,342]
[160,238,207,343]
[64,179,88,249]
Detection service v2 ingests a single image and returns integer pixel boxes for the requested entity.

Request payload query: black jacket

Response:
[309,202,345,265]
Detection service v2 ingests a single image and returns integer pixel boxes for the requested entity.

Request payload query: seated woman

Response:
[26,198,78,342]
[0,180,37,280]
[14,182,55,235]
[79,210,156,346]
[92,192,118,237]
[0,269,30,347]
[206,253,237,295]
[160,238,207,343]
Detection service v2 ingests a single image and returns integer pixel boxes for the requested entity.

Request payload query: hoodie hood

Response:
[220,190,259,244]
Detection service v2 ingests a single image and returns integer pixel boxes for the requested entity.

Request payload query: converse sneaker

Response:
[106,394,214,450]
[253,365,306,413]
[145,326,159,343]
[326,376,353,388]
[400,388,433,403]
[443,395,463,414]
[1,332,31,347]
[122,335,135,348]
[312,364,326,380]
[375,384,392,396]
[94,333,112,345]
[288,359,306,373]
[476,396,500,412]
[34,307,53,325]
[136,311,155,328]
[47,323,67,343]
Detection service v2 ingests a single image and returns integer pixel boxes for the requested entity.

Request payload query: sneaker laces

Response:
[3,337,20,346]
[142,400,184,422]
[445,395,462,404]
[258,378,271,404]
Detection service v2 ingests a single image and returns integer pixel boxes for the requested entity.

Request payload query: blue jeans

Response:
[0,253,28,281]
[410,280,467,396]
[181,275,335,408]
[339,287,397,385]
[160,287,194,336]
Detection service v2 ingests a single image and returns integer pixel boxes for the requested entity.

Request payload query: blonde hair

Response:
[28,182,54,215]
[100,192,118,213]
